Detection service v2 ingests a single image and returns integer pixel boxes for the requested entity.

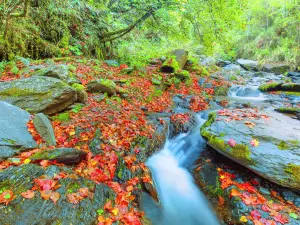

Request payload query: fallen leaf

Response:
[218,195,225,206]
[230,189,242,198]
[0,190,15,205]
[40,190,52,200]
[240,216,248,223]
[111,207,118,216]
[250,139,259,147]
[50,192,60,204]
[244,121,256,128]
[228,138,236,147]
[21,190,35,199]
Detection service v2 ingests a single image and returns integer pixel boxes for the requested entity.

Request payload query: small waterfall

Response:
[228,85,266,100]
[142,112,220,225]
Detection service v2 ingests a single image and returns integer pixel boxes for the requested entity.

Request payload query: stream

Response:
[142,77,300,225]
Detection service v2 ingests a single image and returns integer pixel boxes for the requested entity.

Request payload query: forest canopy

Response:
[0,0,299,68]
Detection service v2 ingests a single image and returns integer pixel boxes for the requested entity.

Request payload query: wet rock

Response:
[93,93,106,102]
[88,129,103,155]
[236,59,258,71]
[0,76,77,115]
[0,164,115,225]
[104,59,120,67]
[33,64,80,85]
[0,102,37,161]
[33,113,56,146]
[30,148,87,164]
[160,49,188,73]
[200,57,216,66]
[261,62,289,75]
[201,108,300,189]
[87,79,117,95]
[216,59,231,67]
[223,64,242,71]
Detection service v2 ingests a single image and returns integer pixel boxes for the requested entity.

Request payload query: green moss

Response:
[275,108,300,114]
[175,70,191,81]
[259,82,281,92]
[276,91,300,96]
[285,164,300,183]
[214,86,229,96]
[99,79,116,89]
[161,55,180,72]
[201,112,254,165]
[72,83,85,91]
[278,141,289,150]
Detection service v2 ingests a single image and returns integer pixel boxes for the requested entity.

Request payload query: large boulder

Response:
[201,108,300,189]
[87,79,117,95]
[0,76,77,115]
[160,49,188,73]
[33,64,79,85]
[236,59,258,71]
[0,101,37,161]
[33,113,56,146]
[0,164,115,225]
[261,62,289,75]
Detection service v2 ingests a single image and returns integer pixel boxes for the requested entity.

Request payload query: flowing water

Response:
[228,85,266,100]
[142,112,221,225]
[142,87,267,225]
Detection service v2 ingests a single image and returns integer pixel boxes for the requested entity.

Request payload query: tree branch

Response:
[99,9,154,42]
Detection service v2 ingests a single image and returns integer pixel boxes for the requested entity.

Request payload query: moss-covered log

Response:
[160,49,188,73]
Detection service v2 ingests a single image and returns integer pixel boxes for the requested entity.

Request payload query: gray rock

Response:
[33,113,56,146]
[261,62,290,75]
[201,108,300,189]
[87,79,117,95]
[30,148,87,164]
[0,76,77,115]
[0,164,115,225]
[33,64,80,85]
[223,64,242,71]
[200,57,216,66]
[0,101,37,161]
[104,60,120,67]
[216,59,231,67]
[236,59,258,71]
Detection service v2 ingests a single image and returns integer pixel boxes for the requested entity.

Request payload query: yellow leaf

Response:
[69,131,75,136]
[24,159,31,164]
[240,216,248,223]
[111,208,118,216]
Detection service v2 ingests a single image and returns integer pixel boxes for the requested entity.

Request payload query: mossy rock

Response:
[201,109,300,189]
[72,84,88,103]
[0,76,77,115]
[33,64,80,85]
[175,70,191,81]
[275,107,300,115]
[87,79,117,96]
[0,164,115,225]
[30,148,87,164]
[160,49,188,73]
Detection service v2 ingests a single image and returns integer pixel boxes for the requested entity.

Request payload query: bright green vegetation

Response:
[71,83,85,91]
[53,112,70,122]
[259,82,281,92]
[99,79,117,89]
[285,164,300,183]
[1,1,298,68]
[275,108,300,114]
[278,141,289,150]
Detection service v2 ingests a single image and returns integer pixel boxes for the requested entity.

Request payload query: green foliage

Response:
[71,104,84,113]
[53,112,70,122]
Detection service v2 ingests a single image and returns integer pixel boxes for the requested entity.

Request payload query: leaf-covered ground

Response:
[0,58,223,224]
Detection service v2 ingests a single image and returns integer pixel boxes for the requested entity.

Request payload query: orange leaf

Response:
[0,190,15,205]
[50,192,60,204]
[218,195,225,206]
[40,190,52,200]
[21,190,35,199]
[79,187,89,197]
[230,189,242,198]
